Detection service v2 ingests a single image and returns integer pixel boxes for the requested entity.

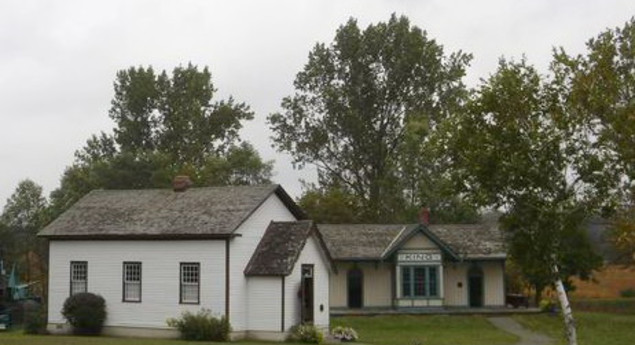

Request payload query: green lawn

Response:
[514,312,635,345]
[0,331,279,345]
[332,315,518,345]
[0,315,518,345]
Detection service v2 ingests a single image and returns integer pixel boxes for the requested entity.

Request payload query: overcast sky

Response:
[0,0,633,209]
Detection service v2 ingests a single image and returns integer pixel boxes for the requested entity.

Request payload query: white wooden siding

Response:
[284,235,330,330]
[247,277,282,331]
[329,262,393,308]
[229,194,296,332]
[47,240,226,328]
[329,263,348,308]
[443,263,468,306]
[483,261,505,306]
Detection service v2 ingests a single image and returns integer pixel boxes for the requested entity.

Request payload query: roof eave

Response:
[41,233,239,240]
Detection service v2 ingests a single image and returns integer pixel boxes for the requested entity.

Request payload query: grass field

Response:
[514,312,635,345]
[331,315,518,345]
[0,315,518,345]
[1,312,633,345]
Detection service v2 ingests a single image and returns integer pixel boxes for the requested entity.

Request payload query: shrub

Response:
[23,300,47,335]
[166,309,231,341]
[62,293,107,335]
[620,288,635,298]
[288,323,324,344]
[331,326,358,342]
[539,299,557,313]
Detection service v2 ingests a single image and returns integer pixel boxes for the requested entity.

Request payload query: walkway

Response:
[488,317,552,345]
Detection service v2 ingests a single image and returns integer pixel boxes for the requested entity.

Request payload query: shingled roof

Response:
[429,224,506,260]
[38,185,305,239]
[317,224,406,260]
[318,223,506,261]
[244,220,332,276]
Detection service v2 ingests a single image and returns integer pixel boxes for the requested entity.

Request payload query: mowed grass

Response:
[0,331,287,345]
[332,314,519,345]
[514,312,635,345]
[0,315,518,345]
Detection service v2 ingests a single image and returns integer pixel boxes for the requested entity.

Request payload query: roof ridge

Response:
[380,224,410,258]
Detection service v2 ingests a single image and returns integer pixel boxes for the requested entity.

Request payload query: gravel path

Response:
[488,317,553,345]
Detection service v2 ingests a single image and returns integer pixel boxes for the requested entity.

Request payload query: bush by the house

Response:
[331,326,358,342]
[61,293,107,335]
[23,300,47,335]
[288,323,324,344]
[620,288,635,298]
[166,309,231,341]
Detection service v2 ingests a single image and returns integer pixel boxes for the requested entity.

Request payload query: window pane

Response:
[401,267,411,297]
[123,263,142,302]
[180,263,200,303]
[70,262,87,295]
[428,267,438,297]
[414,267,427,297]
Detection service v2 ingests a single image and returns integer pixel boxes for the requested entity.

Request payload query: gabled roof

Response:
[382,224,459,260]
[244,220,333,276]
[318,223,506,261]
[38,185,305,239]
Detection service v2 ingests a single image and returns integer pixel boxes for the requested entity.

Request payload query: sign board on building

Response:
[397,252,441,262]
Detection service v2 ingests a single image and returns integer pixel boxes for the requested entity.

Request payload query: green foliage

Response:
[23,302,47,335]
[443,58,603,302]
[620,288,635,298]
[62,293,107,335]
[0,180,50,288]
[298,187,362,223]
[50,63,272,215]
[287,324,324,344]
[166,309,231,341]
[609,206,635,265]
[539,299,558,312]
[269,14,474,223]
[331,326,358,342]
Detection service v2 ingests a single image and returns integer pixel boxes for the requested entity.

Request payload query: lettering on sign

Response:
[398,253,441,262]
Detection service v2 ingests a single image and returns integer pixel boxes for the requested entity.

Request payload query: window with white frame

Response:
[70,261,87,295]
[123,262,142,302]
[180,263,200,304]
[401,265,439,298]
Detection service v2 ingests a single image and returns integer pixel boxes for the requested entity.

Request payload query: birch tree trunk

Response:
[553,265,577,345]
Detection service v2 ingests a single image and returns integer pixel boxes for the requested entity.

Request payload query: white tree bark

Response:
[553,265,577,345]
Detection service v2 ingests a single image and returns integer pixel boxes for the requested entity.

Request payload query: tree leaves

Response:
[269,14,474,222]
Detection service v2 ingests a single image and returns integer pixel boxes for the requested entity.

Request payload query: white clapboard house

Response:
[38,183,332,340]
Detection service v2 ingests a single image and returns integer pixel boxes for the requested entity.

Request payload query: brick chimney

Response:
[172,175,192,192]
[419,207,430,225]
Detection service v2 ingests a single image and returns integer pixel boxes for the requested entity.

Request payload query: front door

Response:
[468,266,483,307]
[347,268,363,308]
[301,265,314,323]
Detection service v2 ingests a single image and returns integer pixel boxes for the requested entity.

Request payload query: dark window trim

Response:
[179,262,201,305]
[122,261,142,303]
[401,265,440,298]
[69,261,88,297]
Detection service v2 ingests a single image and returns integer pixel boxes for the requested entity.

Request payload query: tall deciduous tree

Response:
[552,18,634,265]
[50,64,272,215]
[1,179,49,290]
[269,14,473,222]
[443,58,606,345]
